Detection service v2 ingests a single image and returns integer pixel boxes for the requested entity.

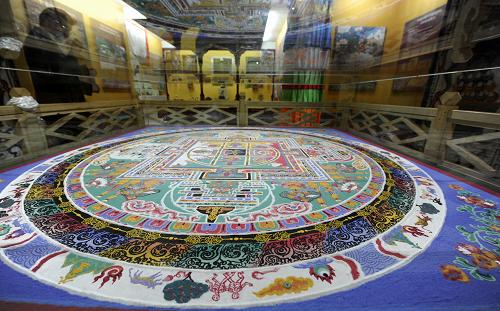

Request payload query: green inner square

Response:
[80,130,377,224]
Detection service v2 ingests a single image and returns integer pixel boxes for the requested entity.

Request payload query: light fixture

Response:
[263,10,280,42]
[262,4,288,46]
[162,41,175,49]
[117,0,147,20]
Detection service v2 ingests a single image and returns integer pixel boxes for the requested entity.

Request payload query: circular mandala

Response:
[0,128,446,308]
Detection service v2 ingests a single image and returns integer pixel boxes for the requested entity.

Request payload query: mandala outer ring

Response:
[21,129,413,269]
[0,127,446,308]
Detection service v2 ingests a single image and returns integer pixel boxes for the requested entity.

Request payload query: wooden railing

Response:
[141,100,337,127]
[444,109,500,188]
[337,102,438,162]
[1,95,498,191]
[0,100,140,169]
[336,92,500,191]
[242,101,337,127]
[142,101,239,126]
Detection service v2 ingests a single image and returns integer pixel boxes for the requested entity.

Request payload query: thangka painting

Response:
[182,55,198,73]
[212,58,233,74]
[125,20,149,65]
[399,6,446,58]
[454,69,500,112]
[392,54,434,92]
[164,50,181,72]
[245,51,274,74]
[91,19,130,92]
[332,26,386,71]
[356,81,377,92]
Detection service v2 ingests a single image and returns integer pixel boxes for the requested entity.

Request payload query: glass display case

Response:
[0,1,498,310]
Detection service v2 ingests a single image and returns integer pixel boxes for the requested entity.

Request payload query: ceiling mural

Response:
[124,0,271,34]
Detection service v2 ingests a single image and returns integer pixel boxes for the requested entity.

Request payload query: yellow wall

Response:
[324,0,447,106]
[168,50,273,101]
[202,50,236,100]
[147,30,164,66]
[167,50,200,101]
[171,28,200,101]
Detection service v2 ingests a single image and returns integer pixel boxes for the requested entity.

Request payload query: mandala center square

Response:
[72,131,382,228]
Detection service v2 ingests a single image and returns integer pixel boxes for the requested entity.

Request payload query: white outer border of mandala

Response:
[0,127,447,309]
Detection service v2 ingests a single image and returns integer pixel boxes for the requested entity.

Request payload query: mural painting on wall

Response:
[165,50,181,72]
[213,58,233,74]
[261,50,275,74]
[327,83,376,92]
[356,82,377,92]
[454,69,500,113]
[246,57,262,74]
[332,26,386,72]
[182,55,198,73]
[243,54,267,92]
[23,0,89,60]
[392,6,446,94]
[245,51,274,75]
[125,21,148,65]
[392,54,434,92]
[177,15,267,33]
[91,19,130,92]
[399,5,446,58]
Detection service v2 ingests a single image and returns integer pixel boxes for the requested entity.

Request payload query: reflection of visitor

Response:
[23,7,98,103]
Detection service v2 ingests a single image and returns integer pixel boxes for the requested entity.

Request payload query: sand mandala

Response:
[0,128,446,308]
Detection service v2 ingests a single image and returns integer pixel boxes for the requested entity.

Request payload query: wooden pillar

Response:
[339,106,350,131]
[235,52,241,101]
[17,111,48,156]
[238,101,248,127]
[163,55,170,101]
[198,56,205,100]
[271,74,275,101]
[140,103,159,126]
[338,84,355,130]
[424,92,461,162]
[135,99,146,127]
[270,50,276,101]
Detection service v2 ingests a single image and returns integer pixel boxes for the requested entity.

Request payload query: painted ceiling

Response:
[125,0,332,45]
[124,0,272,34]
